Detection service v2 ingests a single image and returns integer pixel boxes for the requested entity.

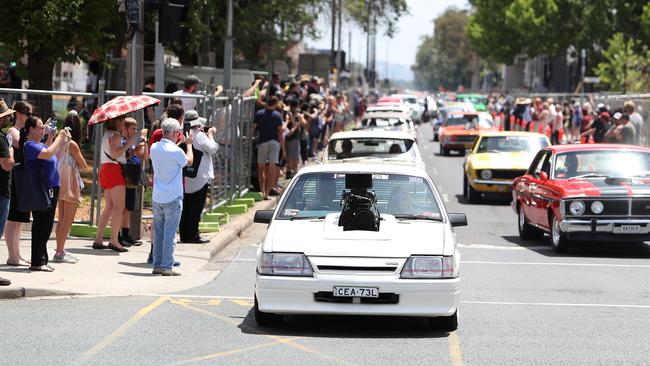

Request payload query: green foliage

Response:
[345,0,409,37]
[412,8,478,90]
[467,0,650,64]
[595,33,650,92]
[0,0,119,87]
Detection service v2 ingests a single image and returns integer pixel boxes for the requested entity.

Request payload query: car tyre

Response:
[518,205,544,240]
[429,310,458,331]
[550,215,570,252]
[254,296,283,326]
[433,133,439,142]
[462,175,468,197]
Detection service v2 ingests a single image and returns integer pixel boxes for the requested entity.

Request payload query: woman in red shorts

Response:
[93,117,131,252]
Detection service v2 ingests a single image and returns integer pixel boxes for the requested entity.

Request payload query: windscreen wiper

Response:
[392,214,443,222]
[289,216,326,221]
[568,173,609,180]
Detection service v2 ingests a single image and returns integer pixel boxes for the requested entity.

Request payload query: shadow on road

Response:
[501,234,650,259]
[238,309,449,339]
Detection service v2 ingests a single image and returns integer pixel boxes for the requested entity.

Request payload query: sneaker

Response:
[152,268,164,275]
[53,252,79,264]
[0,276,10,286]
[161,269,181,276]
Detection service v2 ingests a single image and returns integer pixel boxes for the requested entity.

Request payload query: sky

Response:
[306,0,469,78]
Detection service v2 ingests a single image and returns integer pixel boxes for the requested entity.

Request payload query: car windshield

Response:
[446,115,492,129]
[554,150,650,179]
[476,136,549,153]
[277,173,441,219]
[327,138,417,160]
[361,117,406,128]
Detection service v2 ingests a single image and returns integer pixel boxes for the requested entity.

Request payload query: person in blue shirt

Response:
[149,118,194,276]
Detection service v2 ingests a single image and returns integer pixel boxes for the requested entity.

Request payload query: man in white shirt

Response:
[149,118,194,276]
[179,110,218,243]
[173,74,201,112]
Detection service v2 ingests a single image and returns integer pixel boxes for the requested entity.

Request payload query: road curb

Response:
[202,198,277,260]
[0,287,81,300]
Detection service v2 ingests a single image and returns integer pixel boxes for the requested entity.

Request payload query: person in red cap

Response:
[581,111,610,143]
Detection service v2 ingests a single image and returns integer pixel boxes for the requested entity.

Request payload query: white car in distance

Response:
[253,163,467,330]
[323,130,424,169]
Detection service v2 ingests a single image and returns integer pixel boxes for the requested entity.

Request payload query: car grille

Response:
[455,135,477,143]
[491,170,527,179]
[314,292,399,304]
[563,198,650,217]
[316,265,397,272]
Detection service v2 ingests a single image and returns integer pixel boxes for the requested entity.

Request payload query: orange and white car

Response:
[438,112,497,156]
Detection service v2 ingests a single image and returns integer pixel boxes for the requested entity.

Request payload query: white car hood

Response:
[265,214,448,257]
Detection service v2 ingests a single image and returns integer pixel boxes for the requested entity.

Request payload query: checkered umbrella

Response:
[88,95,160,125]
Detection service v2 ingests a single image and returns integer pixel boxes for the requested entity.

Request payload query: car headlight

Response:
[400,256,457,279]
[258,252,313,277]
[480,169,493,180]
[569,200,586,216]
[591,201,604,214]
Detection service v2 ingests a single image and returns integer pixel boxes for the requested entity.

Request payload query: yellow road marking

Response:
[165,338,296,366]
[207,299,222,306]
[448,331,464,366]
[231,299,253,307]
[71,296,168,366]
[174,302,356,366]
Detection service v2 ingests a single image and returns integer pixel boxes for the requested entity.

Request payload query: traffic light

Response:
[159,0,190,45]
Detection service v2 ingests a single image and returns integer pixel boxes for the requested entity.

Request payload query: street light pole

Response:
[223,0,233,90]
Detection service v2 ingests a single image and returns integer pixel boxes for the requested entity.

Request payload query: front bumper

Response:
[471,178,513,193]
[443,142,474,150]
[560,218,650,238]
[255,274,460,317]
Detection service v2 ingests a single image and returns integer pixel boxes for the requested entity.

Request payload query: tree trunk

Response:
[26,58,55,119]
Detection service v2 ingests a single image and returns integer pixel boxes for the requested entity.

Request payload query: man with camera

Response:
[179,110,218,244]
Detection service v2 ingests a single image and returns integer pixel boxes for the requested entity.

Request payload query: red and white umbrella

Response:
[88,95,160,125]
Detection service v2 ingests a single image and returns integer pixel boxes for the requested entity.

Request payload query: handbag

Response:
[14,163,51,212]
[58,144,81,203]
[104,151,144,187]
[181,144,203,178]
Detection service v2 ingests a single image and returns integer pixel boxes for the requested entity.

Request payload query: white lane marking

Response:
[462,260,650,268]
[443,193,449,203]
[460,300,650,309]
[458,243,549,250]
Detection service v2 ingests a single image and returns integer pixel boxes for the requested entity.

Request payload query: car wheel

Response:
[429,310,458,331]
[550,215,570,252]
[466,179,480,203]
[518,205,544,240]
[434,132,439,141]
[254,296,283,326]
[462,175,468,197]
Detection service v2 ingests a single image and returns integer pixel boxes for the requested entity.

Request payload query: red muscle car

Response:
[512,144,650,252]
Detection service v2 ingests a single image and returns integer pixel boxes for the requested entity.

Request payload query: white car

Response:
[360,111,417,141]
[391,93,424,123]
[253,163,467,330]
[323,130,424,169]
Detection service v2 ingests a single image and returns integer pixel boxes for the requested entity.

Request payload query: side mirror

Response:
[448,213,468,227]
[253,210,274,224]
[539,171,549,181]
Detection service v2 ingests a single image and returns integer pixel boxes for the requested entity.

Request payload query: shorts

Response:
[100,163,126,190]
[7,177,30,223]
[125,188,136,211]
[285,138,301,160]
[257,140,281,165]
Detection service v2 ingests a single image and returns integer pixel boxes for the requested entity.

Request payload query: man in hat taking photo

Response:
[0,100,15,285]
[179,110,218,244]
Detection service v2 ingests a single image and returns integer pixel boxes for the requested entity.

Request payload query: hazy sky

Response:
[306,0,469,68]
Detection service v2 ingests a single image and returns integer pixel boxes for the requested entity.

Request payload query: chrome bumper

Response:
[559,219,650,234]
[472,179,513,186]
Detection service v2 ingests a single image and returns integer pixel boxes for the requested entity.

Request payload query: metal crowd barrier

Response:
[0,87,257,226]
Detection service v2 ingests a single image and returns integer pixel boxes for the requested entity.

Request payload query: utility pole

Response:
[125,0,145,239]
[337,0,342,72]
[223,0,234,90]
[331,0,336,70]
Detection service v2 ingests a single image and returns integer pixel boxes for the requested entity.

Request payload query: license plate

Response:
[333,286,379,298]
[614,225,642,234]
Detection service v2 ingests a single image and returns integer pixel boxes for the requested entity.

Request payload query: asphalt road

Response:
[1,124,649,366]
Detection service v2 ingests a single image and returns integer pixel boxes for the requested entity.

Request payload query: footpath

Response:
[0,197,277,299]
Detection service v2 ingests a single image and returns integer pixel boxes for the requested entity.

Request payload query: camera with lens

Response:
[338,174,380,232]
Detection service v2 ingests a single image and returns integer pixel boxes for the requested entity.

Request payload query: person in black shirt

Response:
[0,100,15,285]
[253,96,284,200]
[582,112,611,143]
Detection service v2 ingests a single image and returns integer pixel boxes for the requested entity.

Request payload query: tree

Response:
[411,8,479,91]
[345,0,409,37]
[595,33,650,92]
[0,0,119,91]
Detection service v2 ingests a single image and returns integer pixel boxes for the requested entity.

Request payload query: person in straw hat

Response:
[0,100,15,285]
